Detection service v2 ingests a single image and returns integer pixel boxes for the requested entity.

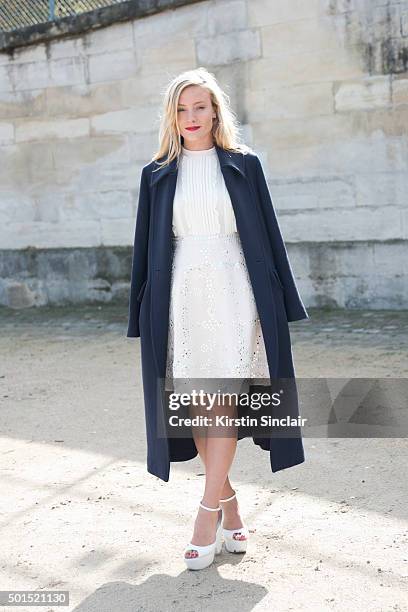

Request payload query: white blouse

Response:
[172,145,238,236]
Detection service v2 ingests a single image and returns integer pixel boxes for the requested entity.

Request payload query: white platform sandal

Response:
[184,501,223,570]
[219,491,249,553]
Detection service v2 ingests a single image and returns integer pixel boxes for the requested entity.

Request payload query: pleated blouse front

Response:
[172,145,238,237]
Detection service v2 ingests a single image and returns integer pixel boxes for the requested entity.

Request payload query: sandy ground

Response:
[0,304,407,612]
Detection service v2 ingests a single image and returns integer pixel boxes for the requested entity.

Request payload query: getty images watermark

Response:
[166,387,307,429]
[155,377,306,439]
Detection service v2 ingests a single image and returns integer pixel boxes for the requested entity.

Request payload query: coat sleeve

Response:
[126,165,150,338]
[253,154,309,322]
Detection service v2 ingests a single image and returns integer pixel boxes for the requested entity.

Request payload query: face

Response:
[177,85,217,149]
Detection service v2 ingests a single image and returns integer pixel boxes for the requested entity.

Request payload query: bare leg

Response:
[191,411,245,531]
[186,394,243,554]
[192,431,235,499]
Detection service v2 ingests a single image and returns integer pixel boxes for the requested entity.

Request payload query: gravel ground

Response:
[0,304,407,612]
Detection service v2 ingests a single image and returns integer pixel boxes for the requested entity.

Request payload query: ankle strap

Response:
[199,501,221,512]
[219,491,236,503]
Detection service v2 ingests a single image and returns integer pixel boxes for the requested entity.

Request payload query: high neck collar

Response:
[150,143,247,186]
[181,145,216,157]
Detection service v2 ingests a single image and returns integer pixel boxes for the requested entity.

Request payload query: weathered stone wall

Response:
[0,0,407,308]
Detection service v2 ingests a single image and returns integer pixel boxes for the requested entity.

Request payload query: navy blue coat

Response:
[127,144,309,482]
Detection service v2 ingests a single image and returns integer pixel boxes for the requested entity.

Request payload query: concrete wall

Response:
[0,0,407,308]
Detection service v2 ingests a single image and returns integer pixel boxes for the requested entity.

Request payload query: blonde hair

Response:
[151,67,254,171]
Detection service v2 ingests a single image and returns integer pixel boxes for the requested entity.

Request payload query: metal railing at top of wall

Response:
[0,0,126,32]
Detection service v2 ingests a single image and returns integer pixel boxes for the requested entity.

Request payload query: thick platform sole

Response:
[224,536,248,553]
[184,548,216,570]
[222,525,249,554]
[184,521,223,570]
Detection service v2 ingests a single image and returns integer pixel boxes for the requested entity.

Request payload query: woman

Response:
[127,67,309,570]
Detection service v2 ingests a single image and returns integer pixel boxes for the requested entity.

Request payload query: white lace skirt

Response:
[165,232,270,395]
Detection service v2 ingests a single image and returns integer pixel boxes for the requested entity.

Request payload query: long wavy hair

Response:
[151,67,254,172]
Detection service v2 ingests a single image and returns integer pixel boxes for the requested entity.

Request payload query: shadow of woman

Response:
[72,564,268,611]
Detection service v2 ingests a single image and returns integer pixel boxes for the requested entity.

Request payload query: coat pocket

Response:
[136,279,147,302]
[270,267,284,291]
